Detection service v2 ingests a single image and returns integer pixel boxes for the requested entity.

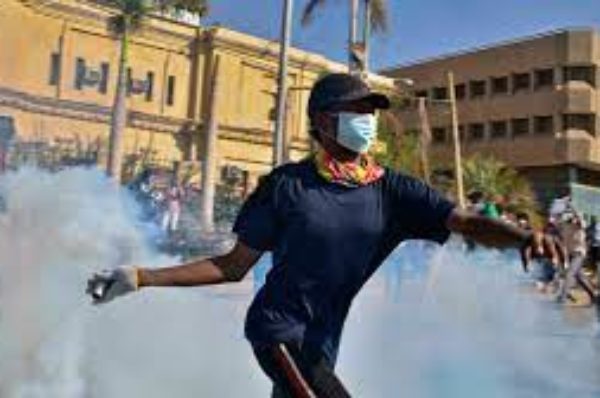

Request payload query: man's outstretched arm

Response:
[446,209,563,267]
[87,241,262,304]
[139,241,263,287]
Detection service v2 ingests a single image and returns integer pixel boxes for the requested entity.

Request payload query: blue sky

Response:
[205,0,600,71]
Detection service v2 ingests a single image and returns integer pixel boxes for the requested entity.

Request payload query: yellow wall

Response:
[0,0,369,184]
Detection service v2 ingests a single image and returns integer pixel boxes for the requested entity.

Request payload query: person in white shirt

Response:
[557,212,596,304]
[161,182,183,234]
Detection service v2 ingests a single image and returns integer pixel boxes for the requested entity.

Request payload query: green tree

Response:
[462,154,539,223]
[373,93,433,179]
[104,0,208,182]
[374,114,422,177]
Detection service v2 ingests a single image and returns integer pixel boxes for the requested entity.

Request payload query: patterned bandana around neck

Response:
[313,149,384,187]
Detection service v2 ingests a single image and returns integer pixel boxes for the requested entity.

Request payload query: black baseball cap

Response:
[308,73,390,117]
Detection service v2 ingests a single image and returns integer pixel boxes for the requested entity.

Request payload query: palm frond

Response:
[301,0,328,27]
[98,0,126,7]
[368,0,388,33]
[108,14,127,35]
[155,0,209,17]
[106,0,208,36]
[463,154,539,218]
[302,0,388,33]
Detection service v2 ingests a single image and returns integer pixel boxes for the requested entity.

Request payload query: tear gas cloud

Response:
[0,168,598,398]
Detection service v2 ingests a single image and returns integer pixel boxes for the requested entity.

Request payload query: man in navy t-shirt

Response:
[88,74,564,397]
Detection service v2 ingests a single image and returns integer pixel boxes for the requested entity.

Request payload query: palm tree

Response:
[374,93,434,179]
[301,0,388,73]
[462,154,540,223]
[104,0,208,182]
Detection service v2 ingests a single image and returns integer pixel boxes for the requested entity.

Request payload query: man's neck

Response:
[330,150,360,163]
[320,136,360,163]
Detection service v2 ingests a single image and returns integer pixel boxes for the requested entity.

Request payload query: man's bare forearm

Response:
[139,256,228,288]
[448,210,531,249]
[138,241,262,288]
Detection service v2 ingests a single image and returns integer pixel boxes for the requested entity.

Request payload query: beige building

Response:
[383,28,600,213]
[0,0,371,186]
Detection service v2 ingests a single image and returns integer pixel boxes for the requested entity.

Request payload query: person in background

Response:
[544,216,560,238]
[87,73,565,397]
[466,191,485,214]
[587,216,600,272]
[161,180,184,235]
[529,216,565,293]
[557,212,596,304]
[481,199,500,219]
[520,213,556,292]
[586,215,600,319]
[516,212,531,231]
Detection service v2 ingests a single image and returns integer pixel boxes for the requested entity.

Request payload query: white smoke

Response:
[0,167,266,398]
[0,168,598,398]
[339,242,600,397]
[0,167,159,397]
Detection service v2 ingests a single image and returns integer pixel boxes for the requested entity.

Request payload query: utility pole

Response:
[349,0,359,73]
[447,71,465,208]
[362,0,371,74]
[273,0,293,167]
[417,97,432,184]
[199,55,221,231]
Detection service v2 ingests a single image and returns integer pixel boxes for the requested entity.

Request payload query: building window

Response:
[563,113,596,135]
[534,115,554,134]
[511,118,530,137]
[49,52,60,86]
[166,75,176,106]
[563,65,596,87]
[0,116,15,142]
[512,72,530,93]
[468,123,485,141]
[534,68,554,89]
[74,58,86,90]
[454,83,466,100]
[146,71,154,102]
[490,120,508,139]
[432,127,446,143]
[469,80,486,98]
[99,62,110,94]
[458,125,465,140]
[414,90,428,98]
[432,87,448,100]
[491,76,508,95]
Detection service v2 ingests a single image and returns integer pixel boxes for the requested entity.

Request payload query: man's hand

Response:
[85,241,262,306]
[86,267,139,304]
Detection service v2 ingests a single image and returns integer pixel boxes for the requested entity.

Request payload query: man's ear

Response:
[313,112,336,139]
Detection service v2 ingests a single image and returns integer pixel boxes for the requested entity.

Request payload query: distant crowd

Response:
[467,192,600,313]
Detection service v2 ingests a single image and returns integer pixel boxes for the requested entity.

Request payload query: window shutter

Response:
[75,58,86,90]
[99,62,110,94]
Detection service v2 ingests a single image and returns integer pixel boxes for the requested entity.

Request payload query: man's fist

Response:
[86,267,139,304]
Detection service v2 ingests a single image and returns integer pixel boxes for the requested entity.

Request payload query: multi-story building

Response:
[383,28,600,214]
[1,0,390,187]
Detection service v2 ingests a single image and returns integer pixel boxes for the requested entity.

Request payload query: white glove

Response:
[86,267,140,304]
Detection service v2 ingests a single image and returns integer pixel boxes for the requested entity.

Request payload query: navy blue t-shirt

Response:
[233,160,455,364]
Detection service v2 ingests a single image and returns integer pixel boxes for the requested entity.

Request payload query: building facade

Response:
[0,0,358,186]
[383,28,600,210]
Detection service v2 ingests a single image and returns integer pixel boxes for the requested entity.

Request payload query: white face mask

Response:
[335,112,377,154]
